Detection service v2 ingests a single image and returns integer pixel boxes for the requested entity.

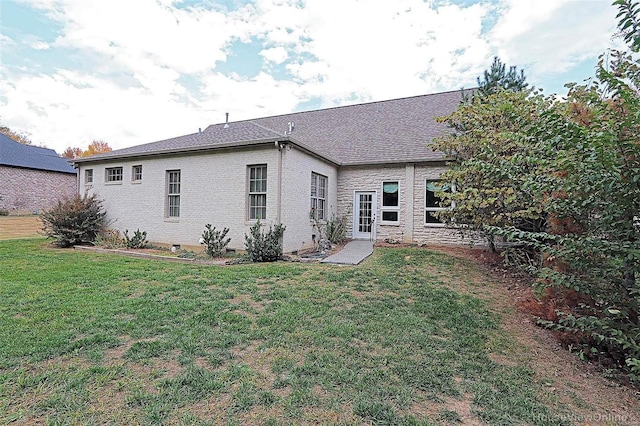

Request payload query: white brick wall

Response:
[80,145,338,253]
[280,146,338,253]
[82,147,280,250]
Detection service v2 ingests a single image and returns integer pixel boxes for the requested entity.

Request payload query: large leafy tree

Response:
[485,1,640,379]
[432,88,549,251]
[62,140,112,158]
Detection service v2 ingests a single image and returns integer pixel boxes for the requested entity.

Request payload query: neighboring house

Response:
[0,133,77,215]
[73,90,467,253]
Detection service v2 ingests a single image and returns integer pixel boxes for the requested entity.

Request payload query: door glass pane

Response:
[359,194,372,233]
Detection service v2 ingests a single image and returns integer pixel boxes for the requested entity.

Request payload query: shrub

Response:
[201,224,231,257]
[325,213,348,244]
[95,229,124,249]
[0,210,8,216]
[244,220,285,262]
[124,229,149,249]
[40,193,108,247]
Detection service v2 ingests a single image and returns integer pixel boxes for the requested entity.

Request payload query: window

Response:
[381,181,399,223]
[425,180,451,224]
[310,173,327,220]
[106,167,123,183]
[132,165,142,182]
[85,169,93,184]
[248,165,267,220]
[167,170,181,218]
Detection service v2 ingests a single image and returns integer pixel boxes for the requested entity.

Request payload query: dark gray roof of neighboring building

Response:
[75,90,465,166]
[0,133,76,174]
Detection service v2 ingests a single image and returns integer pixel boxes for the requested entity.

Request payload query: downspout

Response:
[275,141,283,225]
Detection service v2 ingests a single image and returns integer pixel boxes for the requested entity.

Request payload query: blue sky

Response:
[0,0,622,153]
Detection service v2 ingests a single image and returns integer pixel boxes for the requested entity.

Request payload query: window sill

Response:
[105,181,123,185]
[164,218,180,223]
[131,181,142,185]
[424,223,446,228]
[380,221,400,226]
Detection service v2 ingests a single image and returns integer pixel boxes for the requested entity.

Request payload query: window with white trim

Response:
[381,181,399,223]
[106,167,123,183]
[85,169,93,184]
[425,180,451,224]
[248,165,267,220]
[167,170,181,218]
[310,172,327,220]
[132,165,142,182]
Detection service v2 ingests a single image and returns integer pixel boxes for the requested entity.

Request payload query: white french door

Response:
[353,191,376,240]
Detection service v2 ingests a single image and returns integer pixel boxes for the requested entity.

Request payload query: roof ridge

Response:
[207,89,471,127]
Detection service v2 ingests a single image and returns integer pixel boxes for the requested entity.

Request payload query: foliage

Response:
[0,120,32,145]
[40,193,109,247]
[62,140,112,159]
[124,229,149,249]
[310,211,348,249]
[492,48,640,379]
[201,224,231,257]
[244,219,285,262]
[61,147,83,159]
[432,89,551,251]
[476,56,529,97]
[94,229,124,249]
[614,0,640,51]
[325,212,348,244]
[0,209,8,216]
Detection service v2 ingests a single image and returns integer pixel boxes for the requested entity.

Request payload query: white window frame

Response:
[248,165,267,220]
[167,170,181,218]
[132,165,143,182]
[310,172,328,221]
[380,181,400,225]
[425,179,452,226]
[85,169,93,185]
[105,167,123,183]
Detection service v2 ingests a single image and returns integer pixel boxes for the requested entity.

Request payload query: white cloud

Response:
[260,46,289,64]
[0,0,623,153]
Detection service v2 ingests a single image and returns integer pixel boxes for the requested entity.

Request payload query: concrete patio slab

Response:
[321,240,374,265]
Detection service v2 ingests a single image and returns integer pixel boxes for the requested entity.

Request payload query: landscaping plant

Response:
[201,224,231,257]
[40,193,108,247]
[124,229,149,249]
[244,219,285,262]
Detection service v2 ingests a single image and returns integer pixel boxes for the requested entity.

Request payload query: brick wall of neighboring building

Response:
[0,165,77,215]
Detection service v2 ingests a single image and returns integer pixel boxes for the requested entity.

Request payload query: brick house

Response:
[73,90,467,252]
[0,134,77,215]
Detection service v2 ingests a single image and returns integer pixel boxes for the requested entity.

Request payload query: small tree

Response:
[244,220,285,262]
[40,193,108,247]
[201,224,231,257]
[476,56,529,97]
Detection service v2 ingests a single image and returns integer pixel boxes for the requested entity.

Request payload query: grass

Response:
[0,239,573,425]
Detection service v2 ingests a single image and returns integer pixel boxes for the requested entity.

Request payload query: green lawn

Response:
[0,239,569,425]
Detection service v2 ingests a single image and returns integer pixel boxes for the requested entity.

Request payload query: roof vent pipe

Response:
[224,112,229,129]
[198,127,201,133]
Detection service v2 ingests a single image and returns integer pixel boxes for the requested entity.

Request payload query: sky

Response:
[0,0,624,154]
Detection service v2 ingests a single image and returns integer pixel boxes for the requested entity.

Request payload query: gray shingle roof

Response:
[75,90,464,165]
[0,133,76,174]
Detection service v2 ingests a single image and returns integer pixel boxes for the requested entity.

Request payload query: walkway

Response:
[321,240,374,265]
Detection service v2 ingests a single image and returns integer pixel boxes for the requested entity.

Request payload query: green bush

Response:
[0,209,8,216]
[244,220,285,262]
[124,229,148,249]
[40,193,108,247]
[201,224,231,257]
[325,213,348,244]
